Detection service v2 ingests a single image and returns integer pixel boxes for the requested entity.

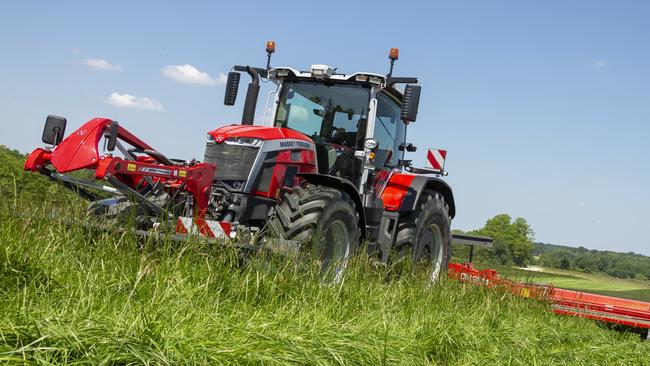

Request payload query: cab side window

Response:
[373,92,405,167]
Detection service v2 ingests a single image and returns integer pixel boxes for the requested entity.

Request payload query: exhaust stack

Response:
[224,41,275,125]
[241,67,260,125]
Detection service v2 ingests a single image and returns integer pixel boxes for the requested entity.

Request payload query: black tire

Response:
[394,190,452,283]
[267,185,361,282]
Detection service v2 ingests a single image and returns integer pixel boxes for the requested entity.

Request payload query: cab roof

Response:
[268,66,388,86]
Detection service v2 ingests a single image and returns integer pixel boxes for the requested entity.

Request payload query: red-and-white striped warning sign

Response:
[176,217,235,239]
[425,148,447,171]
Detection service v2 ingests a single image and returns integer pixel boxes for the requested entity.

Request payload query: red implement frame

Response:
[551,288,650,330]
[448,262,650,333]
[24,118,216,235]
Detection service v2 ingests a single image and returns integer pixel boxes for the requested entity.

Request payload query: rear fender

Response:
[405,175,455,219]
[380,172,455,219]
[296,173,366,240]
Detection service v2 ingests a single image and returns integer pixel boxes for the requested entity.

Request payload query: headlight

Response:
[206,134,216,144]
[225,137,263,147]
[364,138,378,150]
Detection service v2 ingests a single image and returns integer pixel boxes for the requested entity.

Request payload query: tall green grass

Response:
[1,201,649,365]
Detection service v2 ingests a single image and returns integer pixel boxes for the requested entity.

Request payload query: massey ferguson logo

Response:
[280,140,310,148]
[215,134,226,143]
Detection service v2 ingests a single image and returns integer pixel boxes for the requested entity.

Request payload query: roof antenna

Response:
[387,48,399,77]
[266,41,276,70]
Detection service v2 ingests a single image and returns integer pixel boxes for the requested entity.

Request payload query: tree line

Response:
[453,212,650,282]
[534,243,650,280]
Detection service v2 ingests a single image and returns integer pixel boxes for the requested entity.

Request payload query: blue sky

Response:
[1,1,649,255]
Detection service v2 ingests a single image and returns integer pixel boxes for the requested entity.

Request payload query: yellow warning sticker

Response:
[179,170,187,177]
[127,163,136,172]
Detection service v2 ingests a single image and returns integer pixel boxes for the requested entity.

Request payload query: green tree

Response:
[473,214,535,266]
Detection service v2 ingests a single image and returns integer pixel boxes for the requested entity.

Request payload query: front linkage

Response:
[25,117,235,240]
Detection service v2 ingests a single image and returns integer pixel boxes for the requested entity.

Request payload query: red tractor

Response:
[25,43,469,282]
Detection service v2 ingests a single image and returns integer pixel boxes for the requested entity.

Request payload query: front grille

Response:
[203,143,259,182]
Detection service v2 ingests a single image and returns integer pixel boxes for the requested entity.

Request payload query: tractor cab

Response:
[223,45,423,196]
[268,67,407,186]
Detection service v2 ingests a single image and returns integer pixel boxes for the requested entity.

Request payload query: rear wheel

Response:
[267,185,361,282]
[394,190,451,283]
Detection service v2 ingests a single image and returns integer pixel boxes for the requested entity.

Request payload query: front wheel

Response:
[394,190,451,283]
[267,185,361,282]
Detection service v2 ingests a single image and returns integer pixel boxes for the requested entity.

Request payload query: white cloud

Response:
[161,64,225,86]
[255,105,275,124]
[592,60,606,69]
[290,105,309,122]
[106,92,163,111]
[82,58,122,71]
[215,72,227,85]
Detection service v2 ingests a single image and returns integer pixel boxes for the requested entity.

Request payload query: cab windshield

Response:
[273,81,370,148]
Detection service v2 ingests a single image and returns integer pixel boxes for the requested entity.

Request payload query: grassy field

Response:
[1,200,649,365]
[471,263,650,302]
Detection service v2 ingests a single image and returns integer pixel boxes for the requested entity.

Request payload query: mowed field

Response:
[480,264,650,302]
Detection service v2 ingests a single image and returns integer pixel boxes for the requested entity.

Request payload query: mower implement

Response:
[449,238,650,339]
[25,117,227,238]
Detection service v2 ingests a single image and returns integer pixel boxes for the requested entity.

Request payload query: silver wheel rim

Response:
[319,219,351,282]
[421,223,444,283]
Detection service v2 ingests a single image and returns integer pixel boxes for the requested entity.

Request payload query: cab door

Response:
[372,91,406,171]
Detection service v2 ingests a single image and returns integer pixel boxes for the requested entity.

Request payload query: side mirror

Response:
[106,120,119,152]
[42,115,67,146]
[224,72,240,106]
[399,143,417,152]
[401,84,421,122]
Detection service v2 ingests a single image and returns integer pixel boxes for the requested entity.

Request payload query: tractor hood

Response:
[203,124,318,197]
[206,125,313,143]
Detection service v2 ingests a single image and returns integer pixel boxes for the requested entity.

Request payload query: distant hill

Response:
[0,145,77,204]
[534,241,648,258]
[0,145,48,200]
[533,242,650,280]
[533,242,574,256]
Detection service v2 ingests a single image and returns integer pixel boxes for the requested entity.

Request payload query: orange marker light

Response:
[389,48,399,61]
[266,41,276,54]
